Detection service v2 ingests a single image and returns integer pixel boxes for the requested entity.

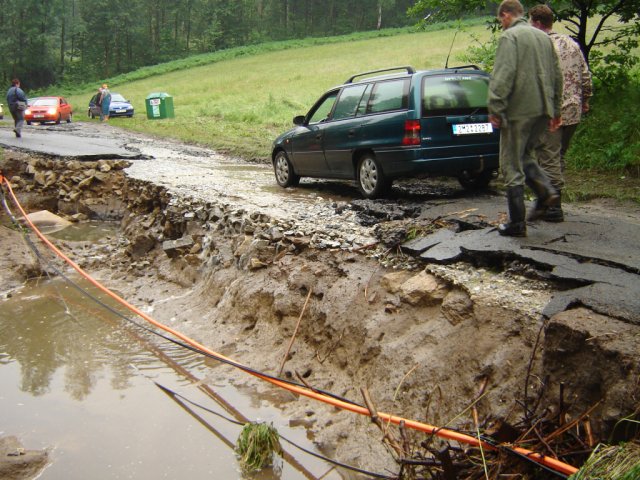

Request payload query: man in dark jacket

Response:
[6,79,28,138]
[488,0,563,237]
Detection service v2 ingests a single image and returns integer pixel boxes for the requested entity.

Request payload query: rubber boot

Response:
[498,185,527,237]
[524,163,559,221]
[543,191,564,222]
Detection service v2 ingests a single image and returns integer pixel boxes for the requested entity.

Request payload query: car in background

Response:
[25,96,73,125]
[88,93,101,118]
[109,93,134,117]
[88,92,134,118]
[272,65,500,199]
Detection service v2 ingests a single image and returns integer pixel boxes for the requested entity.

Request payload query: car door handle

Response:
[348,129,356,137]
[315,134,322,140]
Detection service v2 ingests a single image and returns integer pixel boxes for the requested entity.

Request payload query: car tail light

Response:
[402,120,421,145]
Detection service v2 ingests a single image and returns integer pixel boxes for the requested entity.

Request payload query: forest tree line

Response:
[0,0,417,90]
[2,0,637,91]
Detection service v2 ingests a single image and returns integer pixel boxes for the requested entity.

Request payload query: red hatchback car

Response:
[25,96,73,125]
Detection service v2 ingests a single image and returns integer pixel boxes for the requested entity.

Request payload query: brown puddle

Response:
[0,274,339,479]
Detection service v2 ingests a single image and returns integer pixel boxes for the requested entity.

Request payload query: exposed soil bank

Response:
[1,150,638,477]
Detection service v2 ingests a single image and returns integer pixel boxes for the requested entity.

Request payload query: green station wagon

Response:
[271,66,500,199]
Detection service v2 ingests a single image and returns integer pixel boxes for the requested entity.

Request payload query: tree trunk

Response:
[60,0,66,78]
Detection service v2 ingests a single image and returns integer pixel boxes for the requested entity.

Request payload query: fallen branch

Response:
[278,288,313,377]
[361,387,405,458]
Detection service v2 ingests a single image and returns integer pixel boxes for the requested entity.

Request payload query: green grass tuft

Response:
[236,422,282,472]
[569,443,640,480]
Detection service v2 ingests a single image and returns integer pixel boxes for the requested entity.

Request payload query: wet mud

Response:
[1,124,639,477]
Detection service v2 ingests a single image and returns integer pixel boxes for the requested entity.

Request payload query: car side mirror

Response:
[293,115,305,126]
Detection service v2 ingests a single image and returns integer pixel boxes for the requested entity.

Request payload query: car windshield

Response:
[33,98,58,106]
[111,93,126,102]
[308,91,338,124]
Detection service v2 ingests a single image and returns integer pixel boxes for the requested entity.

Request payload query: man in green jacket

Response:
[488,0,563,237]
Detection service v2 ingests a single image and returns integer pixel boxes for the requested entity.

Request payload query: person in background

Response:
[100,83,111,122]
[93,86,104,120]
[529,4,593,222]
[488,0,563,237]
[6,79,28,138]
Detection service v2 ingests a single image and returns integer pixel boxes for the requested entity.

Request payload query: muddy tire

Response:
[458,169,495,190]
[273,150,300,188]
[357,153,389,199]
[55,114,61,125]
[67,113,72,124]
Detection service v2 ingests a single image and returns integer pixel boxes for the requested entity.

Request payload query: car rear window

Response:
[422,75,489,116]
[366,79,409,114]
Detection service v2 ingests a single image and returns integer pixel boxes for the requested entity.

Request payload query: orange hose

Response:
[1,176,578,476]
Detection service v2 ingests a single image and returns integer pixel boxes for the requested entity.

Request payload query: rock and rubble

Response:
[0,436,48,480]
[1,139,639,477]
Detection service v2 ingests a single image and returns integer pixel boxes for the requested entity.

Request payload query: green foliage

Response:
[567,77,640,175]
[589,25,640,89]
[0,0,418,90]
[459,30,499,71]
[236,422,282,472]
[408,0,493,24]
[409,0,640,66]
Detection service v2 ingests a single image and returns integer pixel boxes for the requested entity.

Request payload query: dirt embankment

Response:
[1,150,638,477]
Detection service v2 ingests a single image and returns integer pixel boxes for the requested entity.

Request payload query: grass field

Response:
[63,22,492,160]
[55,19,639,202]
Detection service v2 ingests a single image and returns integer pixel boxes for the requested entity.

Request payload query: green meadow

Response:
[62,22,492,161]
[53,19,638,202]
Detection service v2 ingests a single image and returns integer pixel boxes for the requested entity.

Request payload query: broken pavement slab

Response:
[402,209,640,324]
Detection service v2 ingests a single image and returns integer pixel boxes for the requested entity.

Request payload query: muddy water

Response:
[0,275,339,479]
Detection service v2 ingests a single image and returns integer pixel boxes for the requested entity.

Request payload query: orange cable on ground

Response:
[0,176,579,477]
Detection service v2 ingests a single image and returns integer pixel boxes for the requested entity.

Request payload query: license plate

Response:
[115,109,126,113]
[452,123,493,135]
[35,114,44,118]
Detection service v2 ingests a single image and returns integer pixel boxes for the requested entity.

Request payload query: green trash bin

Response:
[145,92,174,119]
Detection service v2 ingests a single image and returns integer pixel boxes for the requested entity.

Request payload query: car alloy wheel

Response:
[273,151,300,188]
[357,153,388,199]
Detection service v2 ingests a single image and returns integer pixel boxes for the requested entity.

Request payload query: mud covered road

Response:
[1,120,639,478]
[3,121,639,322]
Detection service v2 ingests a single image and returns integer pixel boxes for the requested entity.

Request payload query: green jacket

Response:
[488,18,563,124]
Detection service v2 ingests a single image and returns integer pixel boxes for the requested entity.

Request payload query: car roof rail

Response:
[345,66,415,84]
[446,64,480,71]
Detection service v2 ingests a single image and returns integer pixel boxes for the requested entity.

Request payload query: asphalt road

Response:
[0,120,141,159]
[2,120,639,324]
